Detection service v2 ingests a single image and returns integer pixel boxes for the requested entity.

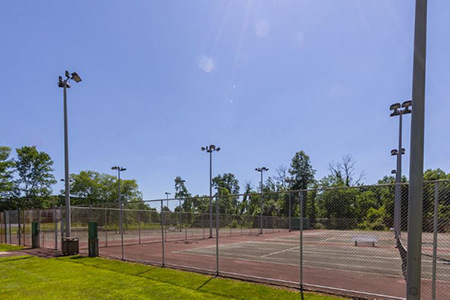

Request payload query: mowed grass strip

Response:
[0,243,24,252]
[1,255,345,300]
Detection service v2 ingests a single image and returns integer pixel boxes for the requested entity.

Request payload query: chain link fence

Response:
[2,180,450,299]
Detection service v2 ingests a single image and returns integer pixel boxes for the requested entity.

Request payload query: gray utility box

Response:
[62,237,79,255]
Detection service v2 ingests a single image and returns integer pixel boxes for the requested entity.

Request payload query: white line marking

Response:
[261,246,300,258]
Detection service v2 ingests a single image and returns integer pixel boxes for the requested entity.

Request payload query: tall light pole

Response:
[112,166,126,260]
[390,100,412,239]
[177,179,185,232]
[255,167,269,234]
[407,0,428,298]
[165,192,171,210]
[201,145,220,238]
[58,70,82,238]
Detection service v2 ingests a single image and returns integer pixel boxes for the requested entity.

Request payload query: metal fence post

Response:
[289,192,292,232]
[38,209,43,248]
[161,200,165,267]
[179,198,182,233]
[299,191,304,293]
[23,210,26,247]
[18,210,21,246]
[185,212,188,241]
[120,205,124,260]
[138,210,141,244]
[260,192,263,234]
[7,210,11,244]
[215,195,220,276]
[105,209,108,247]
[0,212,3,244]
[431,182,439,300]
[272,216,274,233]
[60,207,64,245]
[54,207,58,250]
[240,216,243,236]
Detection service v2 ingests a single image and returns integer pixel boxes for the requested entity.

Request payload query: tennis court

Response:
[4,181,450,299]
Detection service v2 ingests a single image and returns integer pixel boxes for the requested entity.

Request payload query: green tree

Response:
[212,173,240,215]
[358,206,388,231]
[212,173,240,195]
[288,150,315,190]
[174,176,190,199]
[423,168,449,181]
[0,145,15,198]
[68,170,143,206]
[288,151,316,221]
[15,146,56,208]
[326,155,364,187]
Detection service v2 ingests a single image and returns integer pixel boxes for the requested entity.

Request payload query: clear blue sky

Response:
[1,0,449,201]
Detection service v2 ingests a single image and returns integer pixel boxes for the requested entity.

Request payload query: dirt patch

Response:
[6,248,64,258]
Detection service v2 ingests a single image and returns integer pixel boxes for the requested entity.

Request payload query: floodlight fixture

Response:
[390,103,401,111]
[402,100,412,114]
[112,166,126,172]
[391,149,398,156]
[202,144,221,153]
[402,100,412,108]
[391,170,396,174]
[59,70,82,88]
[71,72,82,83]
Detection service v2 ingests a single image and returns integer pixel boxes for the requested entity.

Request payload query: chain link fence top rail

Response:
[2,180,450,299]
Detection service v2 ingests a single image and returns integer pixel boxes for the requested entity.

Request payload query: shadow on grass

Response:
[197,277,213,290]
[0,256,32,263]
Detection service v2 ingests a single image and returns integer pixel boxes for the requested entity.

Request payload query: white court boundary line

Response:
[261,246,299,258]
[179,240,446,264]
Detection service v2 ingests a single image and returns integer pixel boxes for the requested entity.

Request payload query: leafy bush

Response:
[357,206,388,231]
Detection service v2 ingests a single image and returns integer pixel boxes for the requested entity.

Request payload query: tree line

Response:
[0,144,144,211]
[1,144,449,232]
[173,151,450,232]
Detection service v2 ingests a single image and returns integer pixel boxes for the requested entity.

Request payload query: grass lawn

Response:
[0,255,345,300]
[0,243,24,252]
